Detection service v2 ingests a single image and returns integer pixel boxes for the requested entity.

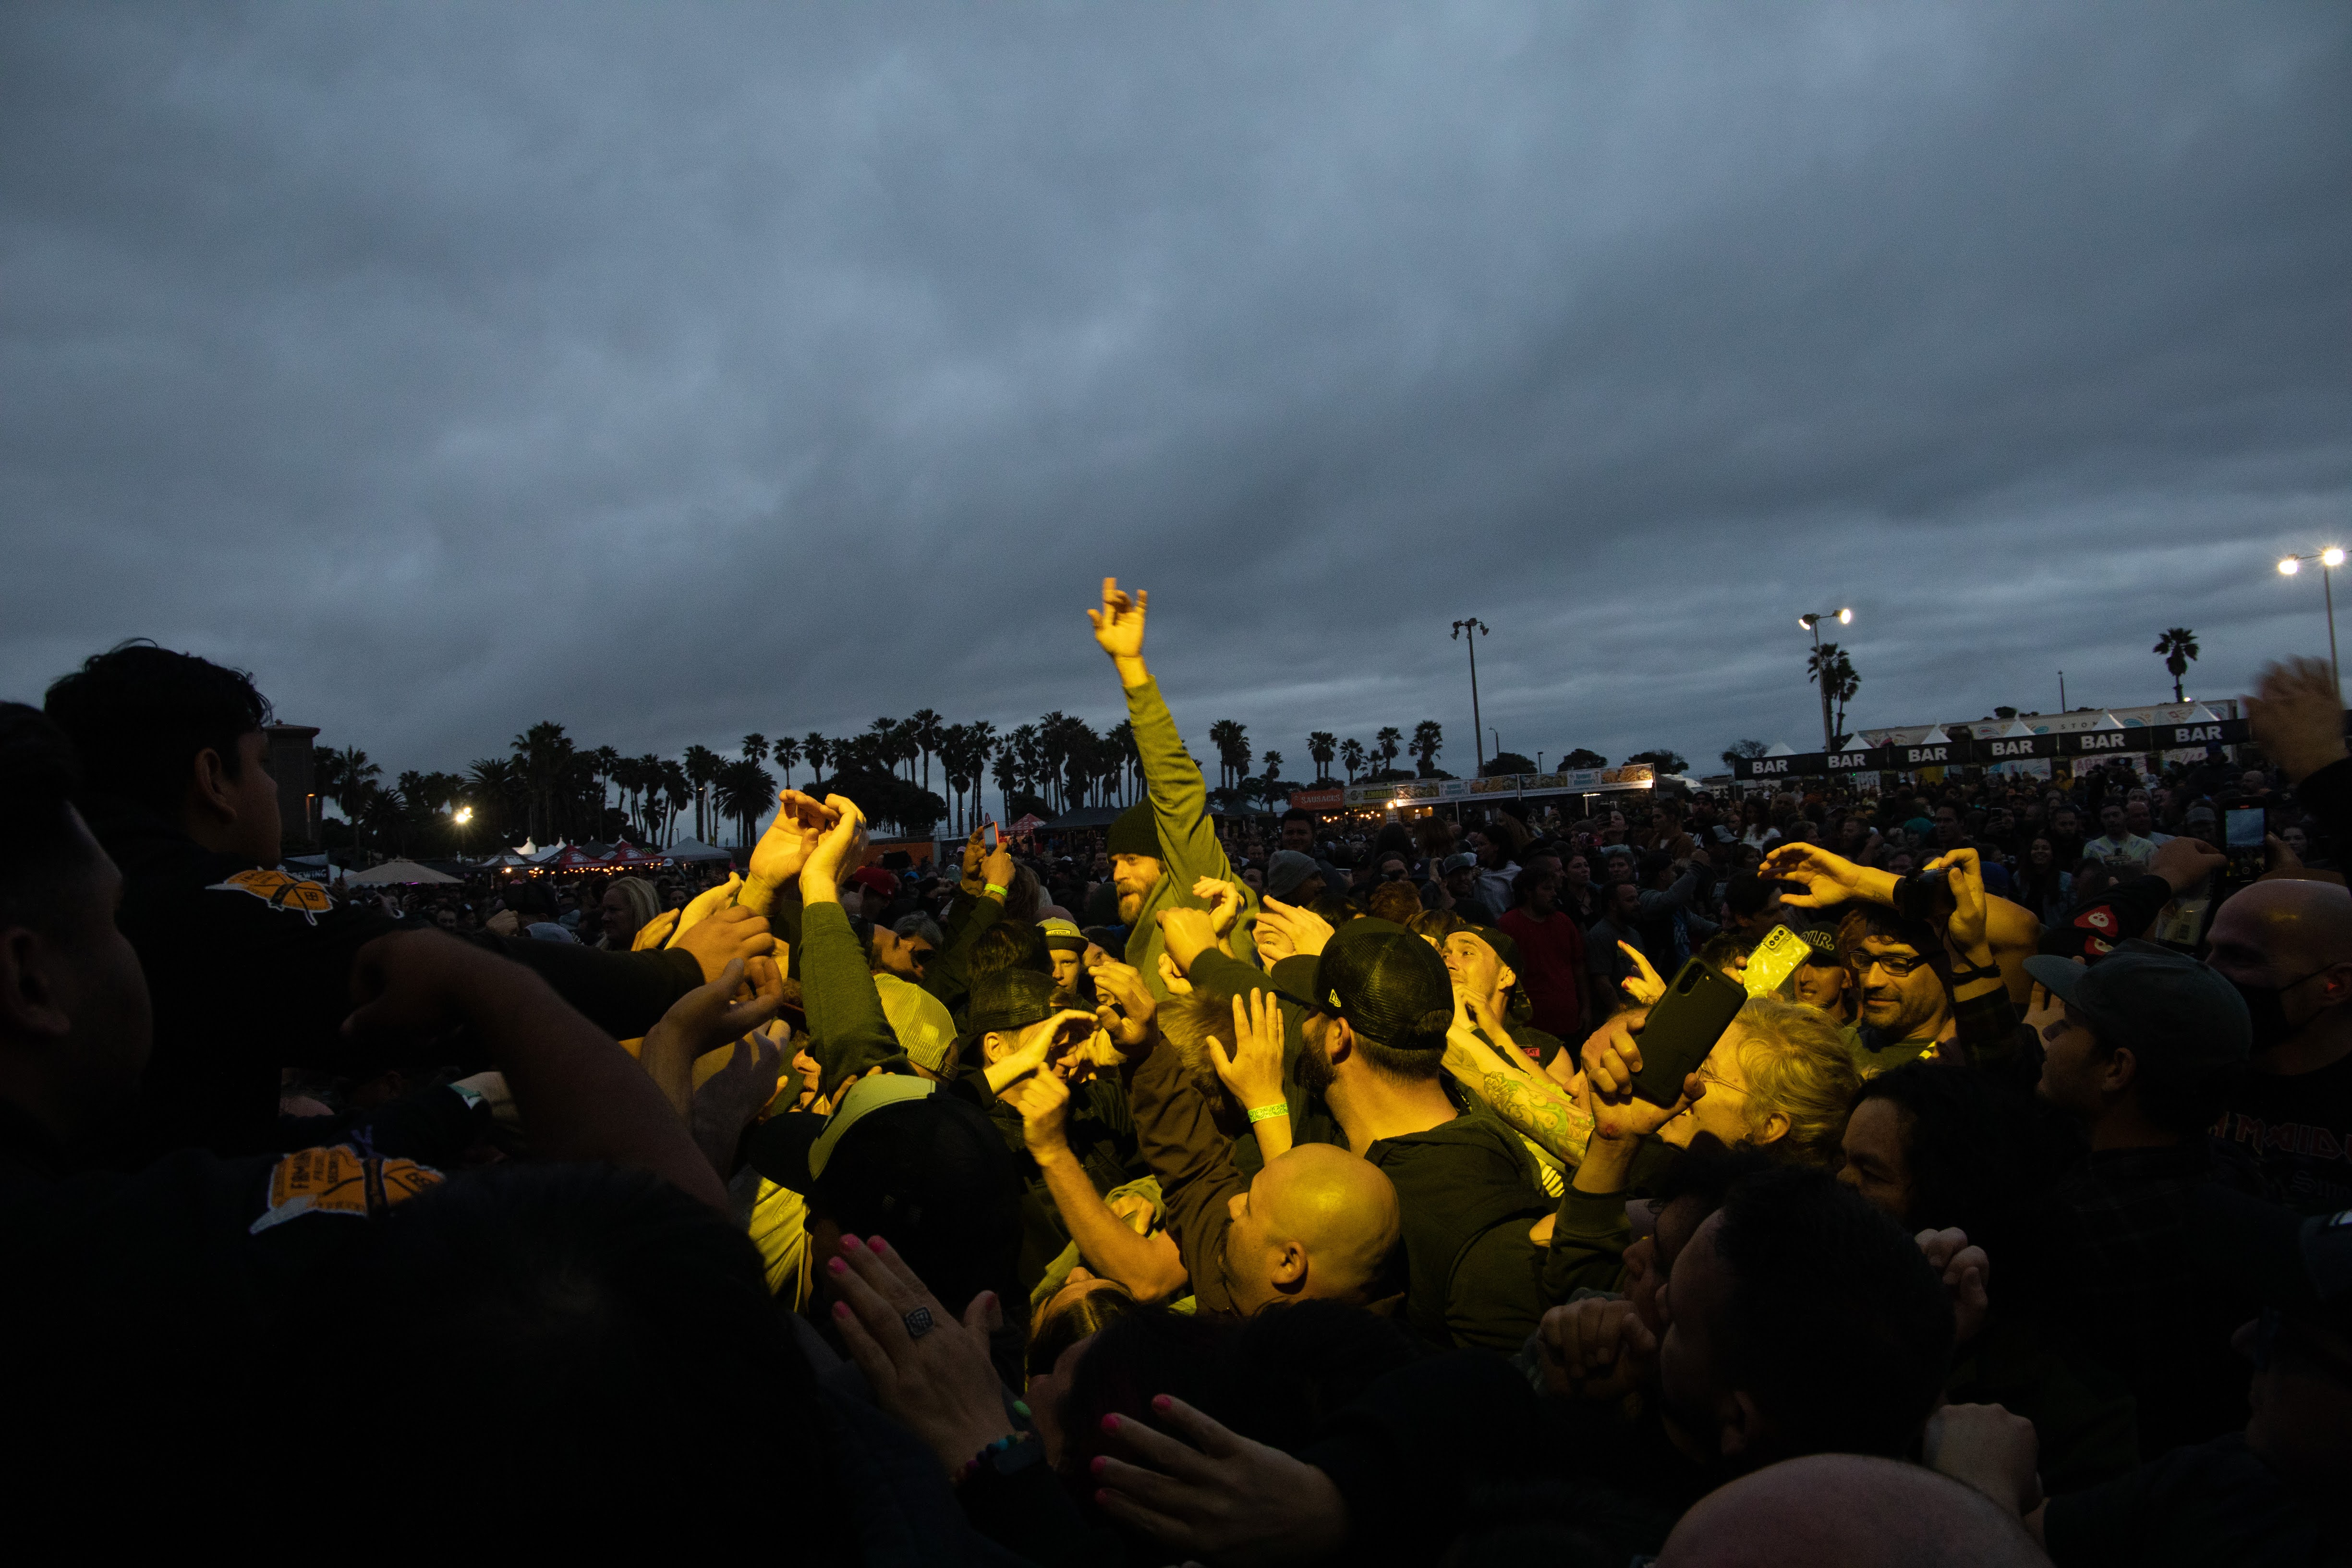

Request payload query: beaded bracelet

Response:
[1246,1102,1290,1125]
[957,1427,1040,1484]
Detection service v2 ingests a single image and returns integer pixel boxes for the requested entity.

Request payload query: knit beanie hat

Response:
[1263,850,1322,901]
[1107,803,1163,862]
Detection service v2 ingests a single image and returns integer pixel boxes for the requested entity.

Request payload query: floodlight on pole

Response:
[1797,608,1854,754]
[2278,549,2346,695]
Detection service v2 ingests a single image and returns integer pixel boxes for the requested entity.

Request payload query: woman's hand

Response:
[1619,941,1666,1006]
[825,1235,1015,1478]
[1759,842,1893,910]
[1193,876,1243,943]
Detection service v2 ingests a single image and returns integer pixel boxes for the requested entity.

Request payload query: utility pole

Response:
[1452,619,1489,774]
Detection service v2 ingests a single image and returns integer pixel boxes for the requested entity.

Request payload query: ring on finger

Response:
[902,1306,935,1340]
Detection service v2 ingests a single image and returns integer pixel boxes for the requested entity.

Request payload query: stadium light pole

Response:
[1797,608,1853,754]
[1453,618,1489,775]
[2278,548,2346,696]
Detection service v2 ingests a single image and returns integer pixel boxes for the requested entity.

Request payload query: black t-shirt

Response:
[2210,1050,2352,1215]
[0,1101,457,1510]
[2042,1434,2336,1568]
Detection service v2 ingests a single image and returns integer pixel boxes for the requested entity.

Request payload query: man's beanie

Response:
[1264,850,1321,901]
[966,968,1060,1038]
[1312,918,1453,1054]
[1107,803,1163,861]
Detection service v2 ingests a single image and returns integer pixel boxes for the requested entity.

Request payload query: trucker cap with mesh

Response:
[1310,917,1454,1054]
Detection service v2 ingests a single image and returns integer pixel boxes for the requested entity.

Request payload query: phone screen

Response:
[2224,805,2264,851]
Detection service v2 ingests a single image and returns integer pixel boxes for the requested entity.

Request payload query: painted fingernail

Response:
[1152,1394,1173,1414]
[1100,1414,1121,1434]
[827,1257,847,1275]
[1090,1456,1107,1477]
[870,1235,889,1254]
[840,1234,864,1252]
[832,1301,851,1320]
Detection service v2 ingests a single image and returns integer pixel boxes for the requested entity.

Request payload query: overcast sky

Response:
[4,1,2347,785]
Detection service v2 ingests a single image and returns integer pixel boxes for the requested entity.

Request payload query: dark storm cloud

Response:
[3,0,2347,783]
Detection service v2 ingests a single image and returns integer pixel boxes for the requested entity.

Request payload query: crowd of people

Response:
[3,580,2347,1564]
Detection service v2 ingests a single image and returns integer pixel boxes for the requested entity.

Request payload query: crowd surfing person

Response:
[0,597,2347,1562]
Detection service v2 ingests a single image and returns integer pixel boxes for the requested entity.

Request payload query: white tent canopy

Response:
[662,839,734,862]
[349,859,460,886]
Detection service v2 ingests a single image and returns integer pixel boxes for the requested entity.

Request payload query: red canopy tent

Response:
[1006,814,1047,836]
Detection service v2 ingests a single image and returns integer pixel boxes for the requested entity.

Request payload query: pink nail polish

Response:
[1090,1456,1107,1477]
[1152,1394,1173,1414]
[840,1234,864,1252]
[832,1300,850,1318]
[1100,1414,1121,1434]
[870,1236,889,1254]
[827,1257,846,1275]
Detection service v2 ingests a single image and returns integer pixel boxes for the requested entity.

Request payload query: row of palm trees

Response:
[311,706,1497,862]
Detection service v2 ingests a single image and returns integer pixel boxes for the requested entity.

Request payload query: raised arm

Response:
[1015,1070,1188,1301]
[342,930,729,1213]
[795,796,906,1094]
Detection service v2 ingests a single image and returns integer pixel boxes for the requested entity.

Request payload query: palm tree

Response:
[660,759,690,847]
[1306,731,1337,783]
[2153,628,2200,702]
[714,757,776,848]
[952,720,998,831]
[1107,719,1138,803]
[1262,751,1283,790]
[802,734,830,784]
[592,745,622,815]
[465,757,520,841]
[771,735,800,788]
[1374,727,1403,776]
[742,733,768,766]
[681,745,723,841]
[993,734,1020,823]
[510,721,575,843]
[1828,651,1860,748]
[1410,720,1443,776]
[1339,738,1366,783]
[326,746,380,818]
[1206,720,1249,791]
[909,709,945,791]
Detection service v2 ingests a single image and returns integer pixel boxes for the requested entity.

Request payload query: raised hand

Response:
[1155,906,1220,975]
[798,795,869,905]
[1012,1066,1074,1162]
[1924,848,1990,962]
[981,835,1015,894]
[1758,841,1889,911]
[690,1027,785,1177]
[668,903,778,984]
[1578,1010,1699,1140]
[1092,960,1158,1051]
[2246,656,2347,785]
[1619,940,1666,1006]
[1091,1396,1347,1566]
[825,1234,1015,1479]
[1087,575,1150,671]
[640,955,786,1121]
[747,789,840,895]
[1192,875,1242,942]
[1209,991,1287,1116]
[1257,895,1335,960]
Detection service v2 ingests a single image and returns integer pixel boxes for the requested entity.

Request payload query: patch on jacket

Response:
[206,869,334,924]
[250,1145,444,1234]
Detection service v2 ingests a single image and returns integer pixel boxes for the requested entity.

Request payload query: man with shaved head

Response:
[2204,878,2352,1213]
[1126,974,1402,1317]
[1656,1455,2049,1568]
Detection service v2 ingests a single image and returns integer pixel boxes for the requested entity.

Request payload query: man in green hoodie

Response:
[1088,577,1258,997]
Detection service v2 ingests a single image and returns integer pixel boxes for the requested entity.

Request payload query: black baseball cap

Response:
[2023,939,2251,1074]
[1309,918,1453,1054]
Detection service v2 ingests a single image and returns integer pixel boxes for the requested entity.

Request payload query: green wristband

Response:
[1247,1102,1289,1125]
[984,883,1010,899]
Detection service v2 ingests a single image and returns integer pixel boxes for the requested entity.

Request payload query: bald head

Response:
[2207,879,2352,972]
[1659,1456,2048,1568]
[1264,1143,1401,1286]
[1220,1143,1400,1313]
